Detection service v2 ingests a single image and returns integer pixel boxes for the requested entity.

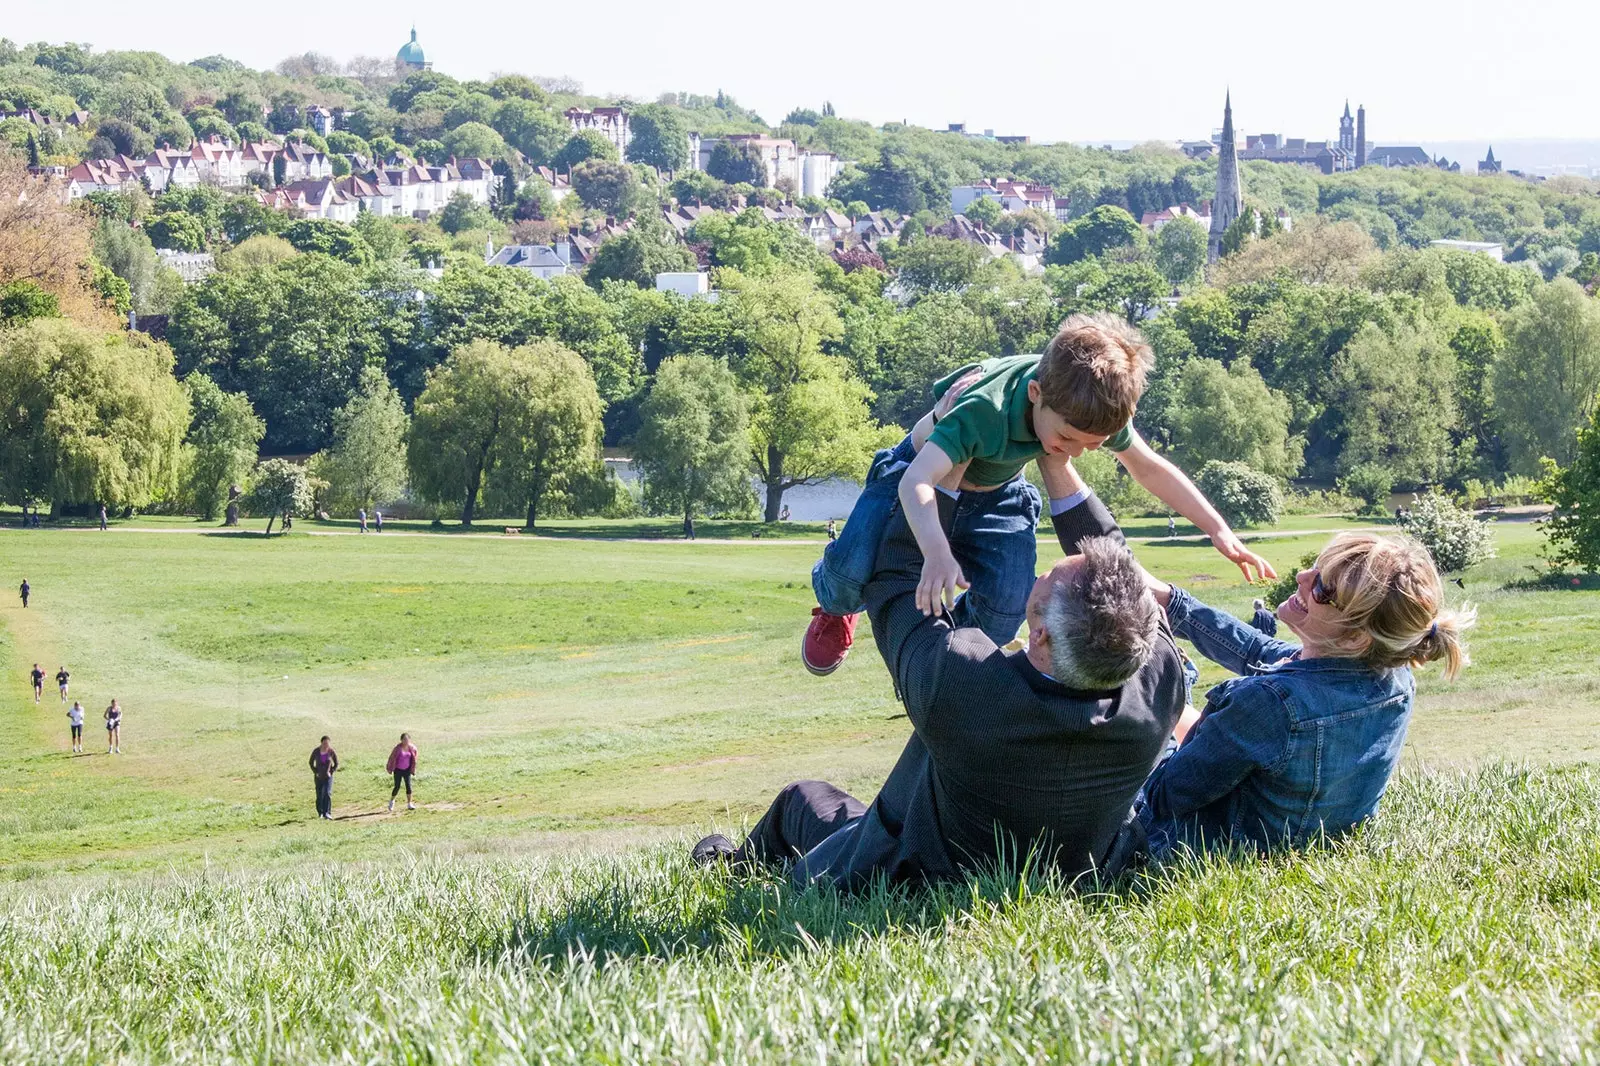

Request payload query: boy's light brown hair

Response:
[1036,313,1155,436]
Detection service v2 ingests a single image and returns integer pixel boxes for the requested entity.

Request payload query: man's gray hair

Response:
[1042,535,1160,689]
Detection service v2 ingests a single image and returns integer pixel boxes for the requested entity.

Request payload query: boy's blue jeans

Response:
[811,434,1043,646]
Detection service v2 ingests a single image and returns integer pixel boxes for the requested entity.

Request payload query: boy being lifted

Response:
[802,313,1276,675]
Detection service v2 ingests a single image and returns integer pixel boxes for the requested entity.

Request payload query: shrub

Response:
[1400,490,1496,573]
[1539,409,1600,573]
[1195,461,1283,529]
[1338,462,1395,515]
[1262,550,1318,611]
[1282,487,1361,517]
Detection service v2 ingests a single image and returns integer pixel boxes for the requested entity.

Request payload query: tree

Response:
[1213,218,1378,288]
[219,234,299,273]
[626,104,689,172]
[245,458,312,536]
[183,372,264,522]
[1495,278,1600,473]
[1048,206,1143,266]
[1195,461,1283,529]
[279,219,374,266]
[143,211,207,253]
[1539,406,1600,573]
[1330,323,1460,486]
[442,121,508,161]
[1154,216,1207,288]
[889,236,988,294]
[408,340,517,525]
[1400,490,1495,573]
[1218,210,1257,259]
[436,192,496,235]
[320,366,408,512]
[707,139,766,186]
[0,281,58,328]
[553,130,618,171]
[0,319,189,511]
[487,340,604,529]
[92,218,183,315]
[634,355,752,527]
[1168,359,1302,479]
[722,269,888,521]
[572,160,641,216]
[961,195,1003,229]
[492,98,567,164]
[583,215,698,289]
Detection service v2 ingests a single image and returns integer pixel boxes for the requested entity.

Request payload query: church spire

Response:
[1209,91,1244,263]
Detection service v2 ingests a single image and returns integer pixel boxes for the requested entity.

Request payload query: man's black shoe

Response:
[691,834,738,865]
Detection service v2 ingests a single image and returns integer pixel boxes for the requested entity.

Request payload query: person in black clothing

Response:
[30,663,44,704]
[694,463,1185,889]
[19,578,29,607]
[55,666,69,702]
[683,513,696,540]
[309,736,339,819]
[1249,597,1278,636]
[374,509,383,533]
[98,504,107,531]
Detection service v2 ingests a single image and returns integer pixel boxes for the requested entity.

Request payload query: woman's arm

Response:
[1140,681,1290,824]
[1152,580,1302,676]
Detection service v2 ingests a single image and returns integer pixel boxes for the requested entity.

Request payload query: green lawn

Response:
[1,516,1597,1062]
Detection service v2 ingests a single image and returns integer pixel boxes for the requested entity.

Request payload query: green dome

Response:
[397,29,426,65]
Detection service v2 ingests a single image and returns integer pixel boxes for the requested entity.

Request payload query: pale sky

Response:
[7,0,1597,144]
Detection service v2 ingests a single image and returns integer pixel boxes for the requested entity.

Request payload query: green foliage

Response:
[319,366,408,512]
[634,354,752,521]
[182,371,264,521]
[1495,278,1600,473]
[1539,407,1600,573]
[1048,205,1143,266]
[584,216,698,289]
[553,130,618,171]
[1262,549,1319,610]
[1168,359,1302,479]
[491,98,567,165]
[626,104,689,172]
[1330,322,1460,486]
[244,457,311,535]
[92,218,182,315]
[1339,462,1395,514]
[707,138,766,186]
[1400,490,1496,573]
[1154,216,1207,287]
[888,236,988,294]
[436,192,496,236]
[1194,460,1283,529]
[144,210,206,252]
[0,280,60,328]
[960,195,1003,229]
[487,339,605,529]
[441,121,507,161]
[0,318,190,509]
[572,160,642,216]
[279,219,374,266]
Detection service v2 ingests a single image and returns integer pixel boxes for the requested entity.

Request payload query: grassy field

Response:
[1,515,1598,1062]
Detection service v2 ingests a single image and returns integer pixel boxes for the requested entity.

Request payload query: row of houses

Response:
[950,179,1073,223]
[59,136,334,198]
[262,158,497,221]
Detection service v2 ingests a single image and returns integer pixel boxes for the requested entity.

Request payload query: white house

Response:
[280,179,358,222]
[951,179,1060,218]
[654,271,712,298]
[685,132,843,198]
[156,249,216,283]
[1429,239,1505,261]
[141,149,202,193]
[1140,202,1212,233]
[566,107,631,155]
[279,142,333,182]
[486,239,573,279]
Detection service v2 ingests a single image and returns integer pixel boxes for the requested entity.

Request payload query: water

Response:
[605,459,862,522]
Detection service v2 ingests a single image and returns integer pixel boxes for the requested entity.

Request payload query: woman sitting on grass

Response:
[1136,532,1473,860]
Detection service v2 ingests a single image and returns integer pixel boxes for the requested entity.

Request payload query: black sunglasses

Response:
[1311,569,1338,607]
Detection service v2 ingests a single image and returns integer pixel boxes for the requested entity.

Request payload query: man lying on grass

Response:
[1053,479,1476,861]
[693,455,1187,888]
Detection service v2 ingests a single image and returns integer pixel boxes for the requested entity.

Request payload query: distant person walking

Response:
[1250,597,1278,636]
[30,663,44,704]
[67,701,84,753]
[20,578,29,608]
[386,733,418,811]
[374,509,383,533]
[99,504,107,531]
[309,736,339,820]
[1168,516,1177,539]
[683,513,696,541]
[55,665,70,701]
[780,505,791,522]
[104,699,122,754]
[826,519,837,542]
[358,508,368,533]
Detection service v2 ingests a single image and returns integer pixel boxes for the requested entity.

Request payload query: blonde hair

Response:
[1315,532,1475,680]
[1036,313,1154,436]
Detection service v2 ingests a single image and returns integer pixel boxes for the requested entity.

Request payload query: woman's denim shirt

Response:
[1138,587,1414,859]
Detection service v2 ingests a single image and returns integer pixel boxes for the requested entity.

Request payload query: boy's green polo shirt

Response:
[927,355,1133,487]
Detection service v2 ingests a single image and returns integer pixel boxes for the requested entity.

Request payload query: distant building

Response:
[1209,93,1244,263]
[1478,146,1502,175]
[486,240,573,279]
[951,179,1071,223]
[1140,202,1212,233]
[397,28,430,72]
[685,132,842,198]
[1365,146,1432,168]
[1429,239,1504,262]
[567,107,631,156]
[155,249,216,283]
[655,272,714,299]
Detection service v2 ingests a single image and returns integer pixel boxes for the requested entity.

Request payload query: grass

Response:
[1,514,1598,1062]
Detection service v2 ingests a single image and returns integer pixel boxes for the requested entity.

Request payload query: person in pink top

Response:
[386,733,418,811]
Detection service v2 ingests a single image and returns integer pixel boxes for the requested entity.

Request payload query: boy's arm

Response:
[1114,431,1277,582]
[897,443,968,616]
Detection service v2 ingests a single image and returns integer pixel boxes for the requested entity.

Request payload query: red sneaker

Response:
[802,607,857,675]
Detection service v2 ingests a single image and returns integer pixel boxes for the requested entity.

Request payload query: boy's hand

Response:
[1212,530,1278,582]
[916,549,969,617]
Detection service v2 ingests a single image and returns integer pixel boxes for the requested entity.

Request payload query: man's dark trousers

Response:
[315,776,333,818]
[736,780,866,863]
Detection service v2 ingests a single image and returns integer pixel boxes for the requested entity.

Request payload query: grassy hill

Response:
[1,516,1597,1061]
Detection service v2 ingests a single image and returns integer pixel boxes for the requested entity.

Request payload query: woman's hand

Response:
[1212,530,1277,583]
[916,548,969,617]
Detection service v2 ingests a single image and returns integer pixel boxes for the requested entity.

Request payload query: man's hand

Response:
[916,549,969,617]
[934,369,983,421]
[1212,529,1278,583]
